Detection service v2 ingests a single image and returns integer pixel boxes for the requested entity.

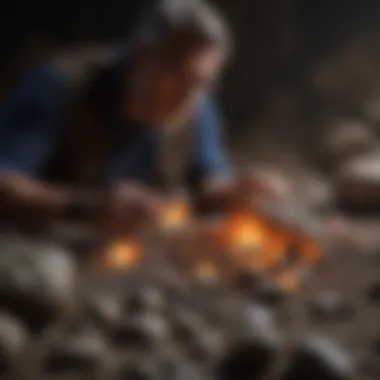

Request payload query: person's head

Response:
[125,0,233,127]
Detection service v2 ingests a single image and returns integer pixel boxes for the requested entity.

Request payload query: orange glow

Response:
[104,240,142,269]
[196,261,218,279]
[276,269,301,292]
[217,211,321,291]
[103,203,321,293]
[223,212,267,251]
[160,199,191,230]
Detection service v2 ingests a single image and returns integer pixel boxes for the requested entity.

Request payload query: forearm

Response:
[195,178,242,214]
[0,172,100,229]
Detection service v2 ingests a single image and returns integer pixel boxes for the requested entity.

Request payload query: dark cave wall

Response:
[1,0,297,130]
[2,0,380,132]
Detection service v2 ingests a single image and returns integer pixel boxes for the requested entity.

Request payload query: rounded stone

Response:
[279,335,354,380]
[366,281,380,304]
[0,235,76,329]
[308,292,354,322]
[0,313,28,375]
[43,327,108,373]
[334,152,380,211]
[217,304,281,380]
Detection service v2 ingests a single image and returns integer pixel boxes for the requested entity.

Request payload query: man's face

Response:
[128,43,223,127]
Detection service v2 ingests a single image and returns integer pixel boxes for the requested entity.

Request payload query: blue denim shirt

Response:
[0,60,234,187]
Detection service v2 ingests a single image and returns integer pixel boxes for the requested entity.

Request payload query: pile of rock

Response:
[1,232,378,380]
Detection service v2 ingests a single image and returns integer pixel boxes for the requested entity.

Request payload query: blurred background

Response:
[2,1,380,379]
[3,0,380,177]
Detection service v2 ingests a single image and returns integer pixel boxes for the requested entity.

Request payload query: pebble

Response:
[308,292,354,322]
[0,313,28,375]
[112,312,169,350]
[43,327,108,374]
[217,304,281,380]
[279,335,354,380]
[0,236,76,330]
[366,281,380,304]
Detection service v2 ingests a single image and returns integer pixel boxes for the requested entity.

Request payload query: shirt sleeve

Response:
[0,66,68,175]
[187,96,235,188]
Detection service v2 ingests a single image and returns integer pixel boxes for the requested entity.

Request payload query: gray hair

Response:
[134,0,233,60]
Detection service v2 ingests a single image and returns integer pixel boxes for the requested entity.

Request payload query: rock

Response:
[334,151,380,211]
[216,335,280,380]
[308,292,354,322]
[86,292,123,330]
[216,304,281,380]
[279,335,354,380]
[291,173,334,215]
[0,235,76,330]
[124,286,165,314]
[0,313,28,375]
[359,338,380,379]
[160,358,206,380]
[116,357,163,380]
[366,281,380,304]
[170,309,205,346]
[112,312,169,350]
[43,327,108,373]
[235,271,287,308]
[234,270,263,293]
[319,117,375,169]
[255,277,287,308]
[186,326,224,363]
[237,303,280,343]
[359,354,380,380]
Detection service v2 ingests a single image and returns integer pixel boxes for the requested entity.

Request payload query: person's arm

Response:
[0,66,163,235]
[187,97,239,212]
[0,66,90,228]
[189,98,285,214]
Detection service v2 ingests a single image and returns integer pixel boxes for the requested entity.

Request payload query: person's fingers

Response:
[240,171,289,201]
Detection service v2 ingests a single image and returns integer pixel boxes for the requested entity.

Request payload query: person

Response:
[0,0,281,239]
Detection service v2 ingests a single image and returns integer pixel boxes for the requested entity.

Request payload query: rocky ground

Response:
[2,31,380,380]
[0,196,379,380]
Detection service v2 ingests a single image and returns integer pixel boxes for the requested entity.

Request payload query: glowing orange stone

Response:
[105,240,142,269]
[197,261,218,279]
[160,199,191,230]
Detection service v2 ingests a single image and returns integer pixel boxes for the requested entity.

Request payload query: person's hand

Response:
[98,182,164,238]
[237,169,289,203]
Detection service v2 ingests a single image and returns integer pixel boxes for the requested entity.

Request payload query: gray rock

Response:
[366,281,380,304]
[0,235,76,329]
[319,117,375,168]
[124,286,166,314]
[116,356,163,380]
[334,152,380,211]
[87,292,123,330]
[112,312,169,350]
[160,356,207,380]
[279,335,354,380]
[308,292,354,322]
[0,313,28,375]
[255,277,287,308]
[359,338,380,379]
[216,304,281,380]
[43,327,108,373]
